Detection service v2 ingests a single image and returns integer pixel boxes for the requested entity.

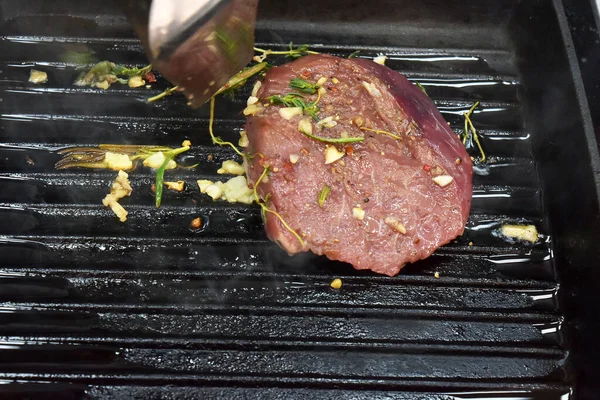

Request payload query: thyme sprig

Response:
[461,101,486,162]
[253,165,305,247]
[268,93,320,121]
[253,42,318,63]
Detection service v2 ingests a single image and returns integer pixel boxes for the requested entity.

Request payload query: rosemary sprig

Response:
[253,165,305,247]
[213,62,269,98]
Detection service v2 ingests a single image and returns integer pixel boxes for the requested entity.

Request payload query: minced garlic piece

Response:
[279,107,303,120]
[316,77,327,86]
[501,224,539,243]
[251,80,261,97]
[164,181,185,191]
[432,175,454,187]
[330,278,342,289]
[102,170,132,222]
[361,81,382,97]
[298,118,313,135]
[373,55,387,65]
[143,151,176,170]
[247,95,259,106]
[434,272,440,279]
[352,207,365,220]
[317,116,337,129]
[105,152,133,171]
[29,69,48,84]
[324,146,344,164]
[331,78,339,84]
[289,154,300,164]
[128,76,145,88]
[95,80,110,90]
[217,160,245,175]
[181,140,192,147]
[384,216,406,234]
[197,176,254,204]
[238,130,249,147]
[243,103,263,116]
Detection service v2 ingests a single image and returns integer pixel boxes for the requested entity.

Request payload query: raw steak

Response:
[244,54,472,276]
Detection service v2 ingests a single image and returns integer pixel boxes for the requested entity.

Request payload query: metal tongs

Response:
[121,0,259,107]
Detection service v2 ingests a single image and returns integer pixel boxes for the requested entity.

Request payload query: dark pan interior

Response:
[0,0,598,398]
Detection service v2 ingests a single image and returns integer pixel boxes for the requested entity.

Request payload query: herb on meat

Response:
[360,126,402,140]
[289,78,319,94]
[213,62,269,98]
[254,164,305,247]
[415,82,428,95]
[318,185,331,207]
[462,101,486,162]
[298,118,364,144]
[268,93,320,121]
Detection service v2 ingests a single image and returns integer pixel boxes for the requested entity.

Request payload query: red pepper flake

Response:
[144,72,157,83]
[423,164,431,172]
[301,70,311,79]
[345,145,354,156]
[283,162,294,172]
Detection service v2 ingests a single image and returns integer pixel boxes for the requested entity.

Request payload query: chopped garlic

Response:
[361,81,382,97]
[352,207,365,220]
[102,170,132,222]
[384,216,407,234]
[105,152,133,171]
[316,77,327,86]
[246,95,259,106]
[373,55,387,65]
[128,76,145,88]
[330,278,342,289]
[217,160,245,175]
[316,116,338,129]
[95,80,110,90]
[181,140,192,147]
[289,154,300,164]
[197,176,254,204]
[238,130,249,147]
[324,146,344,164]
[243,103,263,116]
[279,107,303,120]
[142,151,176,170]
[331,78,339,84]
[251,80,261,97]
[29,69,48,84]
[164,181,185,191]
[197,179,213,193]
[432,175,454,187]
[298,118,313,135]
[205,183,223,200]
[318,87,327,95]
[501,224,539,243]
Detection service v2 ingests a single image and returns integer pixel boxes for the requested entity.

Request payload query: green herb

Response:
[348,50,361,58]
[289,77,319,94]
[462,101,486,163]
[213,62,269,98]
[147,86,179,102]
[415,82,428,95]
[253,42,318,62]
[153,145,191,208]
[268,93,320,121]
[208,97,245,158]
[74,60,152,88]
[318,185,331,207]
[253,165,305,247]
[299,127,364,144]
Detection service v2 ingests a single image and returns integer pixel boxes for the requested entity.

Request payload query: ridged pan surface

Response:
[0,0,575,399]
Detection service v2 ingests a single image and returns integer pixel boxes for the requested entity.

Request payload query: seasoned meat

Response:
[244,54,472,276]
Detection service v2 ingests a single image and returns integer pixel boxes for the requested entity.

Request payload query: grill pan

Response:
[0,0,599,398]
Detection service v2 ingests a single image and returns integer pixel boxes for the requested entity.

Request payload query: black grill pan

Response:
[0,0,599,398]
